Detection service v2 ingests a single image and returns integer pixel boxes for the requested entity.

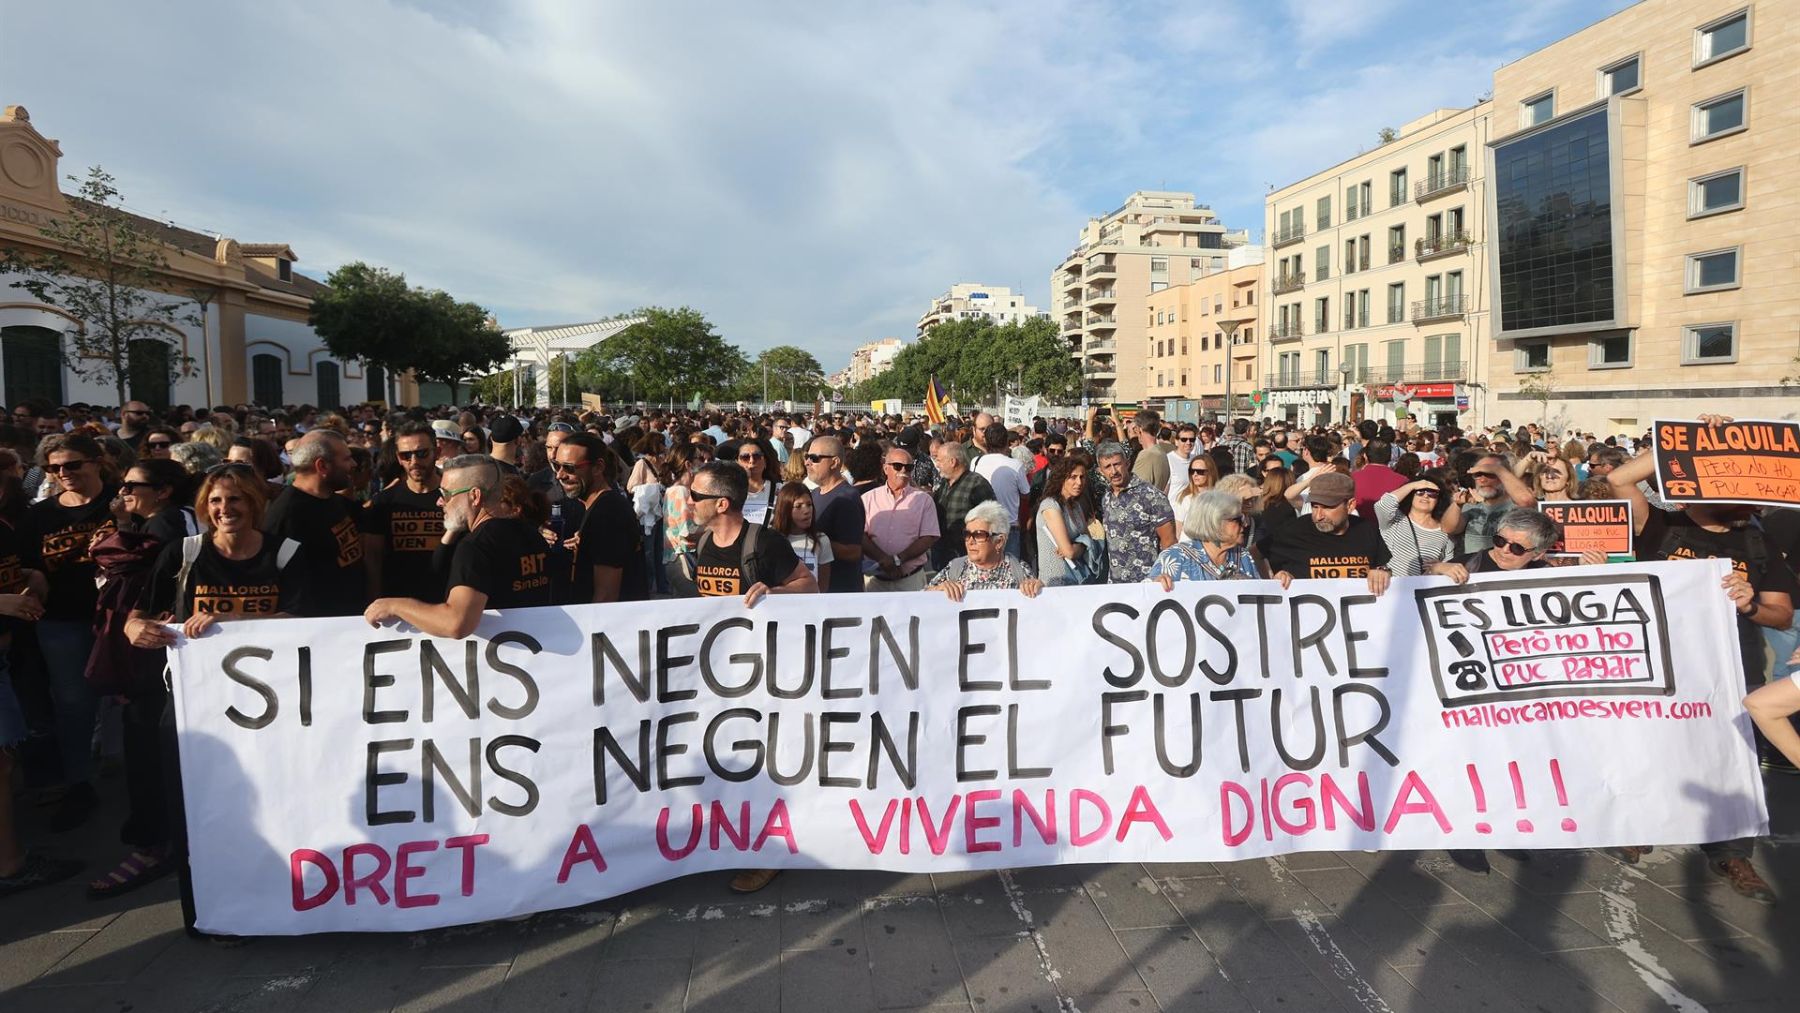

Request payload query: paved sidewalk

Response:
[3,776,1798,1012]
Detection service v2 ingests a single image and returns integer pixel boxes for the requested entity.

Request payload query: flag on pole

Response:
[924,375,949,425]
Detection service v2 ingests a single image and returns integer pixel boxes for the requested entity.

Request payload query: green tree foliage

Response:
[572,307,746,404]
[310,261,508,404]
[856,317,1080,407]
[735,344,825,402]
[469,355,580,406]
[0,166,198,404]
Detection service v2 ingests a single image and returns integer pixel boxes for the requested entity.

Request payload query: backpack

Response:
[171,533,302,622]
[666,522,765,598]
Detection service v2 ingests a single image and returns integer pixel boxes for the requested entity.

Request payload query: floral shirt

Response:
[1102,477,1175,584]
[928,555,1033,591]
[662,484,701,563]
[1148,541,1258,582]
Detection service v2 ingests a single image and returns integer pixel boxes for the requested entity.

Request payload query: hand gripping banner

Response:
[169,560,1767,935]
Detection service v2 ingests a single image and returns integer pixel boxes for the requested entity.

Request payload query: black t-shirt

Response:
[571,489,648,603]
[1759,507,1800,565]
[360,484,448,602]
[140,536,295,621]
[23,489,118,620]
[1264,513,1392,580]
[133,504,195,547]
[1641,509,1800,610]
[263,487,367,617]
[546,495,584,604]
[445,517,553,610]
[812,483,865,593]
[691,523,802,598]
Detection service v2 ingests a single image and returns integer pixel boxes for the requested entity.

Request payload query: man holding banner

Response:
[1607,419,1796,901]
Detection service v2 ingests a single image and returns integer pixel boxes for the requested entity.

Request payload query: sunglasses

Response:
[548,422,576,434]
[804,453,835,463]
[1190,467,1211,476]
[689,490,729,503]
[438,484,479,502]
[552,460,586,472]
[396,449,433,461]
[886,462,910,471]
[1177,437,1196,445]
[1045,447,1064,455]
[45,459,91,474]
[1492,534,1537,556]
[963,530,999,541]
[738,452,764,462]
[119,480,165,493]
[1414,489,1440,498]
[146,440,175,450]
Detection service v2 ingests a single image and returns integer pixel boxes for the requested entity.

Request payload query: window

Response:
[1314,245,1330,281]
[1693,89,1747,142]
[1515,340,1551,371]
[1,325,64,405]
[1314,297,1330,334]
[1390,168,1408,207]
[127,339,172,410]
[1492,105,1617,333]
[1688,167,1744,218]
[316,359,342,409]
[1316,196,1331,231]
[1599,55,1641,97]
[1694,8,1750,68]
[1387,283,1405,324]
[1388,225,1405,263]
[1425,334,1462,379]
[1151,257,1168,273]
[1384,339,1406,381]
[252,353,285,408]
[1358,235,1371,271]
[1151,281,1168,293]
[365,364,386,403]
[1522,91,1555,127]
[1346,186,1358,222]
[1683,322,1737,363]
[1314,349,1331,385]
[1588,331,1633,369]
[1685,247,1741,293]
[277,259,293,282]
[1214,364,1222,383]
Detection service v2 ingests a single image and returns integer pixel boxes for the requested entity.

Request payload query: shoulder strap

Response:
[174,534,205,621]
[740,522,763,574]
[276,538,302,569]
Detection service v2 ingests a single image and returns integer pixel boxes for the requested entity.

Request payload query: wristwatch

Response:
[890,554,902,569]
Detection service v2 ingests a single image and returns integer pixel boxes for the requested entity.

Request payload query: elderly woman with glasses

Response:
[1149,489,1266,590]
[1429,505,1604,582]
[925,500,1042,602]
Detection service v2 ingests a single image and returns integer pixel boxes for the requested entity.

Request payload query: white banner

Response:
[1003,394,1040,427]
[170,561,1766,935]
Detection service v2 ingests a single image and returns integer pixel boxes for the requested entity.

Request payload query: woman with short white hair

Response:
[925,500,1042,602]
[1149,489,1265,589]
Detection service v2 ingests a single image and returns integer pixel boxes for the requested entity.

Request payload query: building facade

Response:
[916,284,1040,337]
[0,105,403,409]
[1143,247,1264,420]
[1486,0,1794,435]
[847,337,905,385]
[1262,104,1494,430]
[1052,191,1250,406]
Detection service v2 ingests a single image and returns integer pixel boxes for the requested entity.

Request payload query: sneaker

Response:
[1448,850,1490,873]
[729,868,781,894]
[0,852,83,899]
[1710,857,1776,905]
[49,782,98,833]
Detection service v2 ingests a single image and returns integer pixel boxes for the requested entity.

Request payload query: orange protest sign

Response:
[1653,418,1800,507]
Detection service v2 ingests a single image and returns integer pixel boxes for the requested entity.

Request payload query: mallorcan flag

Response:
[924,375,949,425]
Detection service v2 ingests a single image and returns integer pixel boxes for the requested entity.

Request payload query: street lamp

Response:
[1338,361,1355,424]
[1218,318,1242,426]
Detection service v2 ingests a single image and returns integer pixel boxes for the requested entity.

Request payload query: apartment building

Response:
[1263,104,1494,430]
[916,283,1040,337]
[1052,191,1250,406]
[1486,0,1794,435]
[847,337,905,385]
[1144,247,1264,419]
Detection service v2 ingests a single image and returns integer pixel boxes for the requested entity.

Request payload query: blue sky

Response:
[3,0,1636,372]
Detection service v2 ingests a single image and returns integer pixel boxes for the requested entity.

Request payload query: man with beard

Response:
[554,433,647,603]
[364,455,552,637]
[1450,451,1537,554]
[263,430,367,616]
[1263,471,1391,595]
[1604,417,1796,903]
[360,422,446,603]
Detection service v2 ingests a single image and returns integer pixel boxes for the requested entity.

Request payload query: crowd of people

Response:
[0,395,1795,935]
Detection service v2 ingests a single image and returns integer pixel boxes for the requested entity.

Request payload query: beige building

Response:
[1485,0,1796,435]
[916,283,1040,337]
[1263,104,1495,429]
[846,337,905,385]
[1051,191,1250,406]
[1143,247,1264,418]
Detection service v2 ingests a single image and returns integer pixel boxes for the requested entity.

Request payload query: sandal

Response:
[87,849,175,900]
[0,852,83,899]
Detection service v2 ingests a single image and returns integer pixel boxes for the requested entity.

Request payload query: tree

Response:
[1517,371,1557,427]
[737,344,825,402]
[573,307,745,405]
[1378,127,1399,144]
[0,166,197,404]
[858,317,1081,408]
[311,261,507,405]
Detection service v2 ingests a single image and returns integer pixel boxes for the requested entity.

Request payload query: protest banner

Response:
[1653,418,1800,507]
[1539,500,1633,559]
[1002,395,1041,428]
[169,561,1765,936]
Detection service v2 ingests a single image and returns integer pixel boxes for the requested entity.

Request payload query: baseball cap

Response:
[488,415,524,443]
[1308,472,1356,507]
[895,425,924,450]
[431,420,461,442]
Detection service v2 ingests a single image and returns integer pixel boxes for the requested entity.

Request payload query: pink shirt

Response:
[861,483,941,575]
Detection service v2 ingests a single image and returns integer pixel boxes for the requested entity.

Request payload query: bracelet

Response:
[1738,600,1756,616]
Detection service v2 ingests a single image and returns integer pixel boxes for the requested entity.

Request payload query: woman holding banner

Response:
[927,500,1042,601]
[124,464,305,940]
[1148,489,1268,589]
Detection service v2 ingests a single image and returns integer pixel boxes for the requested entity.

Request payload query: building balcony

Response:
[1411,295,1468,323]
[1416,231,1472,262]
[1087,288,1117,304]
[1272,224,1306,249]
[1414,165,1470,202]
[1087,262,1117,277]
[1271,271,1306,295]
[1086,313,1117,328]
[1270,322,1304,344]
[1061,319,1083,333]
[1265,371,1340,390]
[1062,273,1084,291]
[1084,365,1117,378]
[1062,297,1080,310]
[1362,361,1470,384]
[1085,338,1116,351]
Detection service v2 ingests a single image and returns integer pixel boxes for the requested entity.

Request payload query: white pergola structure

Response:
[499,316,645,408]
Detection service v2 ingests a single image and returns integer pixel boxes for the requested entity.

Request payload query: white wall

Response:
[0,268,212,406]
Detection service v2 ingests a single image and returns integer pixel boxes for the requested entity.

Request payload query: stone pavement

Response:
[3,775,1798,1013]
